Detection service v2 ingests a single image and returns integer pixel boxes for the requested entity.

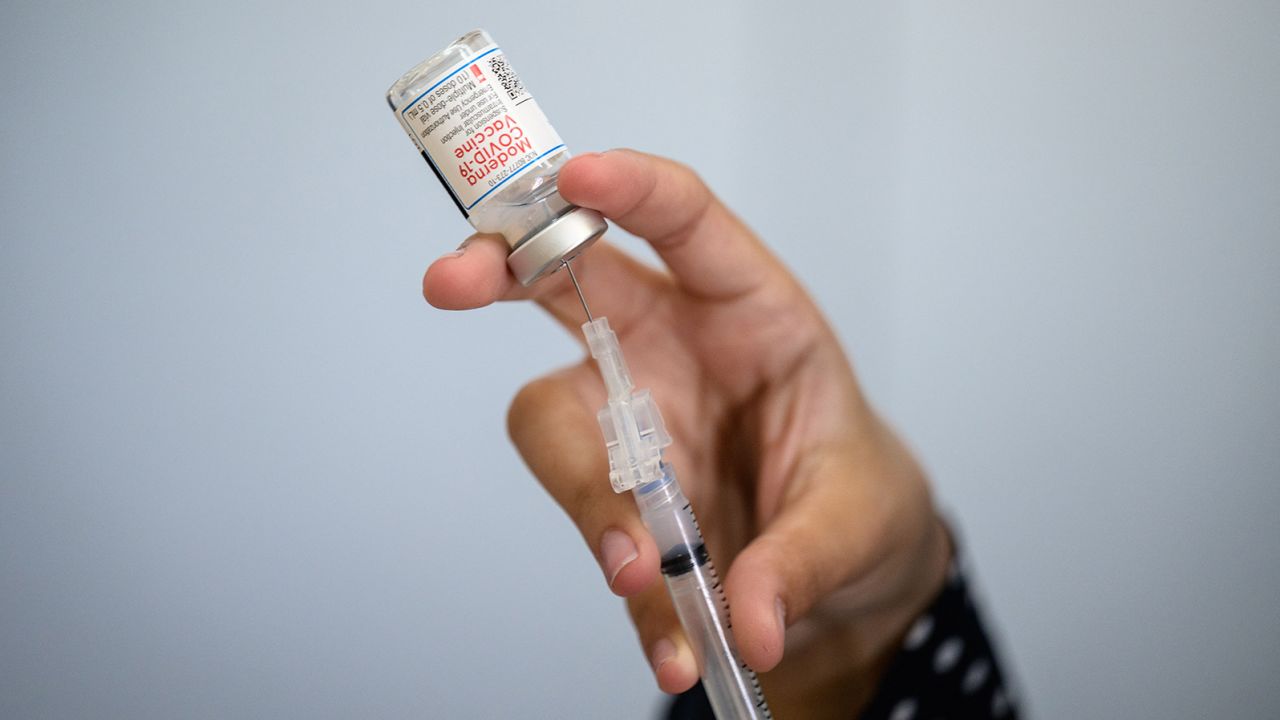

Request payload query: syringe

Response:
[564,262,772,719]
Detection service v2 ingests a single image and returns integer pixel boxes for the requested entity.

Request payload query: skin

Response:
[423,149,952,718]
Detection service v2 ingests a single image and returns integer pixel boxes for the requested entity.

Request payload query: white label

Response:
[399,46,565,215]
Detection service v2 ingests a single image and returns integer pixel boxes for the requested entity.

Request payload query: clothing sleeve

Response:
[665,554,1020,720]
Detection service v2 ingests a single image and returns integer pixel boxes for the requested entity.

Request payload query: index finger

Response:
[557,149,784,300]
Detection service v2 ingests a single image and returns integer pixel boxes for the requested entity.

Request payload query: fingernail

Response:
[443,239,470,259]
[649,637,676,674]
[599,529,639,588]
[775,597,787,636]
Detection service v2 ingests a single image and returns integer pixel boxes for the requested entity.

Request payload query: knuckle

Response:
[673,159,704,188]
[506,376,558,446]
[663,155,708,194]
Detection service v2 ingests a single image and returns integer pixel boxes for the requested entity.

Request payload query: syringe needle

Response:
[562,259,593,323]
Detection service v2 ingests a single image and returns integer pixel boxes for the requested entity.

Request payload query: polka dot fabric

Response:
[667,557,1019,719]
[858,559,1019,720]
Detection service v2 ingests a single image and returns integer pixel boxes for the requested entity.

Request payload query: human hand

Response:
[422,149,951,717]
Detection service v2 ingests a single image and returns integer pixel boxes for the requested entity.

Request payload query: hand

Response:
[422,149,952,717]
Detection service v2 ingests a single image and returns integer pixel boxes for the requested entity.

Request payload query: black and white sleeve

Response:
[856,556,1019,720]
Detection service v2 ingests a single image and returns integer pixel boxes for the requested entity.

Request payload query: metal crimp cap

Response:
[506,208,607,286]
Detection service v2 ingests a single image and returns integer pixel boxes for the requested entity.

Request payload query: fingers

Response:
[425,148,785,331]
[628,581,700,693]
[506,365,660,597]
[421,234,514,310]
[423,233,663,336]
[557,149,783,300]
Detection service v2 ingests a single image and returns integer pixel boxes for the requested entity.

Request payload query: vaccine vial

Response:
[387,29,606,286]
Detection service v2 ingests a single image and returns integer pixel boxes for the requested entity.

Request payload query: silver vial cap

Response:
[507,208,607,286]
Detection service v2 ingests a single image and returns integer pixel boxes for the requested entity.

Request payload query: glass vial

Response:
[387,29,606,286]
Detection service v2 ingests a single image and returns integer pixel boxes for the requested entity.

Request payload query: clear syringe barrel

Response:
[583,316,771,717]
[634,462,772,720]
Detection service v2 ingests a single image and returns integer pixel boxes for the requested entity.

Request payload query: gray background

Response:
[2,1,1277,718]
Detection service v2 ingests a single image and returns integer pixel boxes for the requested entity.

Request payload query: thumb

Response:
[722,445,912,672]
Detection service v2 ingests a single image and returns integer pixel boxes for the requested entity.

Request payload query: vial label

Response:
[398,46,565,215]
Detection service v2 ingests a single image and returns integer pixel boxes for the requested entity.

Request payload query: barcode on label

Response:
[487,54,527,102]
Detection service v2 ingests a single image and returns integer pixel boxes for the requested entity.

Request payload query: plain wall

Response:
[2,1,1277,717]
